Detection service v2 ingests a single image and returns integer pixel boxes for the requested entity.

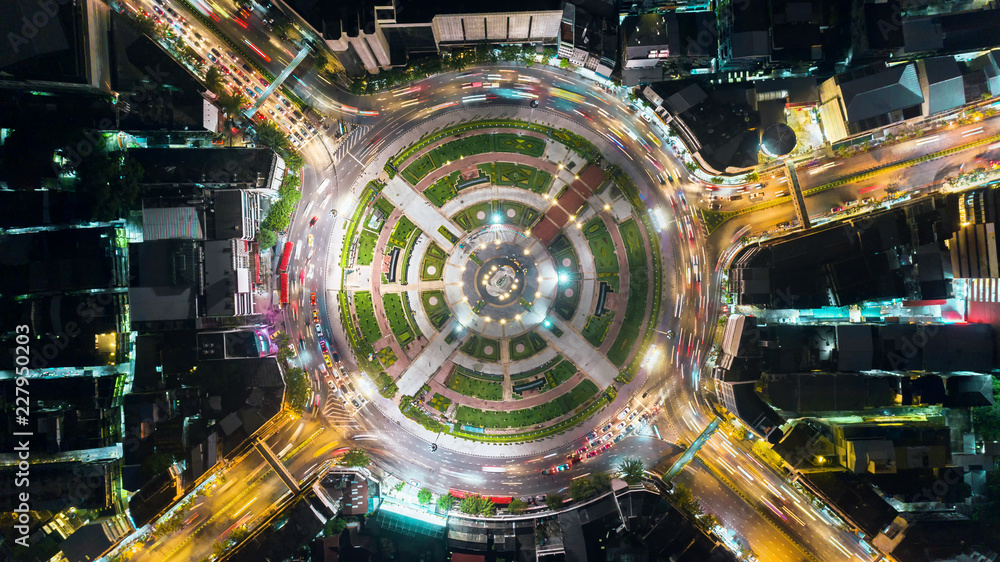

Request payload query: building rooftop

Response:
[839,64,923,123]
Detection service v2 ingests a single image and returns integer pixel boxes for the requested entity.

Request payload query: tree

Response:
[140,451,176,479]
[544,493,565,511]
[685,161,698,172]
[618,457,645,486]
[590,471,611,492]
[284,366,310,413]
[569,477,595,501]
[436,493,455,512]
[76,146,146,220]
[417,488,433,505]
[257,228,277,249]
[217,91,246,116]
[746,171,760,182]
[459,494,496,516]
[697,513,720,530]
[205,66,224,96]
[254,120,290,151]
[507,498,527,514]
[341,449,371,467]
[972,378,1000,441]
[323,517,346,537]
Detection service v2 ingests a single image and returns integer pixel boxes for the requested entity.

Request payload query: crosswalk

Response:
[321,390,362,428]
[333,125,372,163]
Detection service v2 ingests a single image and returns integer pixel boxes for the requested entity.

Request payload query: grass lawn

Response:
[435,134,493,163]
[389,216,418,248]
[446,367,504,401]
[424,175,459,207]
[545,360,577,389]
[356,230,379,266]
[354,291,382,344]
[510,355,563,380]
[455,379,599,428]
[399,228,422,285]
[583,217,619,274]
[619,219,647,269]
[429,393,452,413]
[581,313,614,348]
[420,290,451,330]
[495,133,546,157]
[460,334,501,362]
[401,153,437,185]
[421,243,447,281]
[552,279,580,322]
[607,273,649,366]
[376,347,397,368]
[548,233,580,274]
[451,200,541,232]
[374,197,395,221]
[478,162,553,194]
[509,331,547,361]
[382,293,415,347]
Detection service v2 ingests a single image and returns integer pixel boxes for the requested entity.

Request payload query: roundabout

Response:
[335,111,665,447]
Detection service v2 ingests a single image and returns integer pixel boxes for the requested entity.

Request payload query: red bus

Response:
[277,241,293,273]
[279,272,289,305]
[447,489,512,505]
[860,184,881,194]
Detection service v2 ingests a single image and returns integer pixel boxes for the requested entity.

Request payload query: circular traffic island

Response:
[336,116,663,445]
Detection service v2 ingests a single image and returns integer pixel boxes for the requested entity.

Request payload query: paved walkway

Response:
[382,177,458,250]
[439,185,551,218]
[395,318,464,396]
[538,316,618,389]
[500,339,513,401]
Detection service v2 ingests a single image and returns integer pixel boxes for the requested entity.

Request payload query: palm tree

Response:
[205,66,223,96]
[618,457,645,485]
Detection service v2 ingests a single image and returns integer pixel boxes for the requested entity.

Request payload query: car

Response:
[618,407,630,420]
[309,216,318,226]
[339,384,348,395]
[298,336,305,350]
[774,191,787,197]
[614,433,625,443]
[351,398,361,408]
[319,340,328,353]
[586,451,597,458]
[540,469,551,475]
[831,205,844,213]
[861,197,875,204]
[409,480,419,487]
[259,77,269,87]
[153,6,163,15]
[555,463,570,472]
[328,380,336,389]
[332,351,340,362]
[616,421,627,430]
[242,63,253,74]
[312,310,320,323]
[602,423,612,432]
[753,183,764,190]
[310,292,317,305]
[323,354,333,368]
[845,199,859,207]
[628,411,638,421]
[777,221,792,228]
[315,323,323,335]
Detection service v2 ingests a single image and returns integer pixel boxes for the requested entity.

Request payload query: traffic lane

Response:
[677,462,809,562]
